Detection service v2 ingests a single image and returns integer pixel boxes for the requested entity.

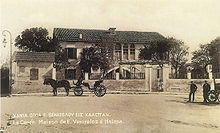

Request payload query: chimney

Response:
[79,34,83,39]
[108,28,116,34]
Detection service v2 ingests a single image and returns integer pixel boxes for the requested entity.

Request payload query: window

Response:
[66,48,77,59]
[123,44,128,60]
[115,43,122,60]
[19,66,25,73]
[130,44,135,60]
[30,68,38,80]
[65,69,76,80]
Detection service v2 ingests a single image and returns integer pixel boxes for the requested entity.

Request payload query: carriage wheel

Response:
[74,87,83,96]
[94,85,106,97]
[208,90,218,103]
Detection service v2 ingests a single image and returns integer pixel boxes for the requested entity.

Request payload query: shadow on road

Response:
[10,94,90,98]
[168,119,219,129]
[186,102,220,106]
[39,94,90,97]
[166,99,220,106]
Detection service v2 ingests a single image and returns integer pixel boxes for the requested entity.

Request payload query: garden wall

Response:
[11,79,146,94]
[164,79,215,94]
[11,78,220,94]
[12,81,52,93]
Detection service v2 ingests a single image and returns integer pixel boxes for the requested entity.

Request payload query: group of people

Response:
[188,80,211,103]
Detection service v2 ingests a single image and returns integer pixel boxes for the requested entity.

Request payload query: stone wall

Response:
[12,81,52,93]
[11,79,146,94]
[164,79,215,94]
[95,80,146,91]
[11,78,220,94]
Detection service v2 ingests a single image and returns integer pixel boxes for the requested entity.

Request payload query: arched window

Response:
[123,44,128,60]
[115,43,121,60]
[130,44,135,60]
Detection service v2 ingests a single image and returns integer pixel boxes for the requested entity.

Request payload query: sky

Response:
[1,0,220,65]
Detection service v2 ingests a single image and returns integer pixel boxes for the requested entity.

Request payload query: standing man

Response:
[203,80,211,103]
[188,81,197,102]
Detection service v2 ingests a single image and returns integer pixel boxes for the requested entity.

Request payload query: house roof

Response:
[14,52,55,62]
[53,28,165,43]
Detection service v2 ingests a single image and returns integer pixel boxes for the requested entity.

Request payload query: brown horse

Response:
[43,78,71,96]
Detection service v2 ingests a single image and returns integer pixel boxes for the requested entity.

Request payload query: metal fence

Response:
[191,73,209,79]
[120,73,145,79]
[213,72,220,79]
[105,73,116,80]
[169,74,187,79]
[89,73,102,80]
[89,72,145,80]
[89,73,116,80]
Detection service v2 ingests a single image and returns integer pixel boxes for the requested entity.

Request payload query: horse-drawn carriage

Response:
[43,77,106,97]
[72,78,106,97]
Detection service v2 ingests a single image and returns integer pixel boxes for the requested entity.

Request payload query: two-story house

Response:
[53,27,165,80]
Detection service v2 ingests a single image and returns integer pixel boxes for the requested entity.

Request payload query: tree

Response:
[15,27,55,52]
[208,37,220,73]
[79,35,114,76]
[52,38,70,71]
[192,37,220,74]
[192,44,211,72]
[168,37,189,78]
[79,46,111,74]
[139,38,171,67]
[15,27,70,71]
[139,37,189,79]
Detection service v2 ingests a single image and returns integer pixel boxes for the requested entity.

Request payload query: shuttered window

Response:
[66,48,77,59]
[30,68,39,80]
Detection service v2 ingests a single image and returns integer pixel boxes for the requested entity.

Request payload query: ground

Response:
[1,93,220,133]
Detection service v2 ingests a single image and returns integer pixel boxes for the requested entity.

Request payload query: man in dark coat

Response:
[203,80,211,103]
[188,81,197,102]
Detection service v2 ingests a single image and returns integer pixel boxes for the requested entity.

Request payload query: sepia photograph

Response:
[0,0,220,132]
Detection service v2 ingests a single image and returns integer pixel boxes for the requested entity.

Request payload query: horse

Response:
[43,78,71,96]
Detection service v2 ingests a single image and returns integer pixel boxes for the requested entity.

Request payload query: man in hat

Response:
[203,80,211,103]
[188,81,197,102]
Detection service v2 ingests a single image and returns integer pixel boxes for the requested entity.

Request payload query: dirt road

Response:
[1,93,220,133]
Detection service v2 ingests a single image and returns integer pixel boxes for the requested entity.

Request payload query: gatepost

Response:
[162,64,170,91]
[85,72,89,80]
[52,68,56,80]
[145,65,152,91]
[116,72,120,80]
[206,64,214,89]
[187,66,192,79]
